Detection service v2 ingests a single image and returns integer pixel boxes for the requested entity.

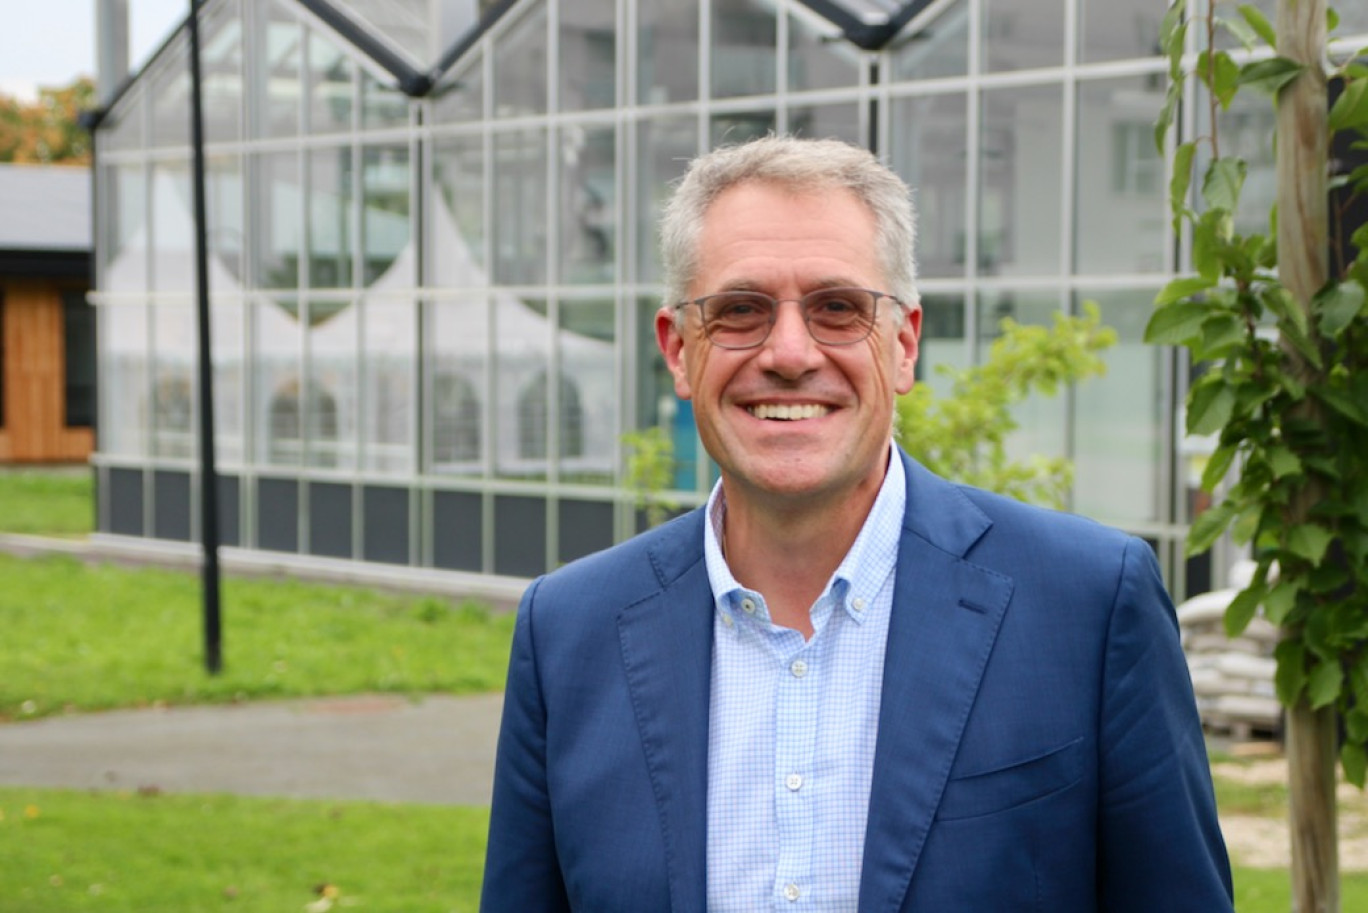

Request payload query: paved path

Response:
[0,693,503,805]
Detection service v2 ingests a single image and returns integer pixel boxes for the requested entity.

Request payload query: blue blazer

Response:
[481,451,1234,912]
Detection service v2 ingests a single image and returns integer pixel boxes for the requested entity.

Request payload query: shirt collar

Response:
[703,443,906,627]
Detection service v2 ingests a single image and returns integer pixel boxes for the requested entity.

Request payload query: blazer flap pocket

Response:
[937,736,1085,821]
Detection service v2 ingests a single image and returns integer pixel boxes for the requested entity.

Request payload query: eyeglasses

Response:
[677,287,900,350]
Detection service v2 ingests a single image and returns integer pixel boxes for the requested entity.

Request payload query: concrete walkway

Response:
[0,693,503,806]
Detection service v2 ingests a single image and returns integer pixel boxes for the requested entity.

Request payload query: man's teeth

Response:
[749,404,829,421]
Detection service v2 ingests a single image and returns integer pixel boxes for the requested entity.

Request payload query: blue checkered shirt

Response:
[703,447,904,911]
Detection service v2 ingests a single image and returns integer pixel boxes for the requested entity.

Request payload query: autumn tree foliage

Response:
[0,77,95,165]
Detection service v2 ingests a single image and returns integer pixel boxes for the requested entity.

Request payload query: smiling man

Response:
[480,136,1234,912]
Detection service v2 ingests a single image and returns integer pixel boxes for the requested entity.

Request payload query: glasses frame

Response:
[675,287,902,350]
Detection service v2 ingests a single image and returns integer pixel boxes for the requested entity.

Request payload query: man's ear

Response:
[894,302,922,396]
[655,306,694,400]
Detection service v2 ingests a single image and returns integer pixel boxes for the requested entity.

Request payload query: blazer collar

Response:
[617,510,713,913]
[859,451,1015,912]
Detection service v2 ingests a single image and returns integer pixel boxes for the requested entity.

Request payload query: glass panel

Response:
[307,298,357,469]
[1079,0,1165,63]
[432,135,486,282]
[308,29,353,134]
[890,92,967,280]
[788,102,861,145]
[1072,288,1164,523]
[257,151,301,289]
[308,146,352,289]
[103,164,148,292]
[202,1,243,144]
[432,55,483,124]
[362,300,416,473]
[150,161,195,294]
[983,0,1064,72]
[495,295,550,479]
[788,10,859,91]
[362,145,411,286]
[636,116,697,283]
[977,290,1068,462]
[429,295,488,476]
[639,0,699,104]
[492,128,548,284]
[255,2,301,139]
[207,154,245,283]
[913,293,968,397]
[150,44,190,147]
[712,0,777,99]
[212,302,244,465]
[362,69,410,130]
[328,0,432,66]
[63,293,97,429]
[151,304,196,459]
[255,297,303,467]
[979,85,1063,276]
[492,5,548,118]
[711,109,776,146]
[1075,77,1167,274]
[101,303,148,457]
[102,96,144,152]
[558,297,617,484]
[891,0,968,81]
[560,125,617,284]
[560,0,616,111]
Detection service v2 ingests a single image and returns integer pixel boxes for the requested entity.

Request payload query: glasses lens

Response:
[803,288,878,344]
[700,292,774,347]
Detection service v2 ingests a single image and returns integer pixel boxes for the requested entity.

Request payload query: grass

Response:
[0,787,488,912]
[0,553,516,720]
[0,469,94,537]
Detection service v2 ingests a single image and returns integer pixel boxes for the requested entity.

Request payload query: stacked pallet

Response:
[1176,562,1282,740]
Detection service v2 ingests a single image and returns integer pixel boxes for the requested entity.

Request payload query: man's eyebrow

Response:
[713,277,865,294]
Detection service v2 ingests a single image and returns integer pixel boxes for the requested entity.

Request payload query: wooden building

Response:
[0,164,95,464]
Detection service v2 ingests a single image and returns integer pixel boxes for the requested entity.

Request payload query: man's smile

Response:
[746,403,832,421]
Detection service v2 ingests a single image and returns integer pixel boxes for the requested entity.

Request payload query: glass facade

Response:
[91,0,1366,595]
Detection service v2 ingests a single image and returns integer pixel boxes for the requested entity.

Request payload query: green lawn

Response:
[0,787,488,912]
[0,553,515,721]
[0,469,94,537]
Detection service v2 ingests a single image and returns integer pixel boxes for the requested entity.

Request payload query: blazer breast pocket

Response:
[935,736,1086,822]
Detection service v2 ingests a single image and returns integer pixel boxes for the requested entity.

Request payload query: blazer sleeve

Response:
[480,578,572,913]
[1096,538,1235,912]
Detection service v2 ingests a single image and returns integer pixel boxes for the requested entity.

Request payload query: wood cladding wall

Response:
[0,279,93,463]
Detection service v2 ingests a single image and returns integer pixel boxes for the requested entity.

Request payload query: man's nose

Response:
[758,300,821,376]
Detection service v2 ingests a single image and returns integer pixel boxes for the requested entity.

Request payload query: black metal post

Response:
[187,0,222,673]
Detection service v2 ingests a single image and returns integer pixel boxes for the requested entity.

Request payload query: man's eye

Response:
[715,297,768,319]
[809,294,861,315]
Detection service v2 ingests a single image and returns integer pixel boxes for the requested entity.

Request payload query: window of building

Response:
[63,291,97,428]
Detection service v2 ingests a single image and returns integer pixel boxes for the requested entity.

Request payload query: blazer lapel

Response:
[859,455,1015,913]
[617,513,714,913]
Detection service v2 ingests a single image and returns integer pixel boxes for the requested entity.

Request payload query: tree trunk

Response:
[1276,1,1337,910]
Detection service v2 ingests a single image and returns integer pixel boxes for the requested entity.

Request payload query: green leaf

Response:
[1343,741,1367,790]
[1197,50,1242,109]
[1275,640,1308,705]
[1188,499,1237,555]
[1237,3,1277,47]
[1238,57,1304,97]
[1156,276,1217,307]
[1278,314,1325,370]
[1224,584,1265,637]
[1218,10,1258,49]
[1330,77,1368,132]
[1198,311,1247,357]
[1200,442,1239,492]
[1169,142,1196,227]
[1287,524,1335,564]
[1187,380,1236,436]
[1264,580,1300,625]
[1312,385,1368,427]
[1202,157,1247,211]
[1316,279,1365,337]
[1307,659,1344,710]
[1193,210,1234,280]
[1266,445,1302,479]
[1156,81,1182,154]
[1145,299,1211,344]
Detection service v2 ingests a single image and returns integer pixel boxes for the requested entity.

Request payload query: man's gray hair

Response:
[660,135,919,310]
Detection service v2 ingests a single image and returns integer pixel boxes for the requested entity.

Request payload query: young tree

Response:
[0,77,95,165]
[1151,2,1368,909]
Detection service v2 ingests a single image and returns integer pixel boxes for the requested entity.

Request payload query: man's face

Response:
[656,181,921,511]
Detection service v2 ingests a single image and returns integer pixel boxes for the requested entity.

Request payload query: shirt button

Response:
[740,597,757,614]
[722,614,734,628]
[852,597,866,612]
[790,659,808,678]
[784,883,801,902]
[785,773,803,791]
